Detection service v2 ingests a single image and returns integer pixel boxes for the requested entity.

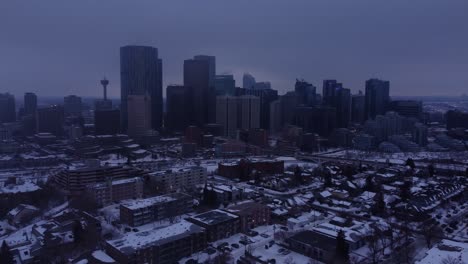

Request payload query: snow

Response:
[416,239,468,264]
[121,195,176,210]
[92,250,115,263]
[0,181,40,194]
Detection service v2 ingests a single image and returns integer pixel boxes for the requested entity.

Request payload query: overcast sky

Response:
[1,0,467,99]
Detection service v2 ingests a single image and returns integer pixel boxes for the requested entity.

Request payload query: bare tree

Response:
[366,228,383,264]
[441,256,463,264]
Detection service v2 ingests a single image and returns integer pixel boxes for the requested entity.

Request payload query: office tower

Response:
[389,100,423,119]
[95,109,120,135]
[237,87,278,130]
[193,55,216,123]
[24,92,37,116]
[322,80,342,106]
[215,75,236,96]
[166,85,191,132]
[36,105,64,136]
[184,59,210,126]
[336,88,351,128]
[0,93,16,123]
[120,45,163,131]
[269,100,282,133]
[216,96,238,137]
[412,123,428,146]
[294,106,336,137]
[365,78,390,120]
[253,82,271,90]
[243,73,256,89]
[351,91,366,124]
[63,95,82,117]
[281,92,300,127]
[95,78,113,111]
[238,95,260,130]
[295,79,316,106]
[127,95,152,138]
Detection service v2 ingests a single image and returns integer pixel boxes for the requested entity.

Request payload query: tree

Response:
[441,256,463,264]
[72,219,84,245]
[0,241,14,264]
[399,181,412,202]
[421,221,443,248]
[427,164,435,178]
[294,166,303,185]
[372,192,386,216]
[366,228,383,264]
[364,175,374,192]
[334,230,349,264]
[405,158,415,169]
[324,171,333,187]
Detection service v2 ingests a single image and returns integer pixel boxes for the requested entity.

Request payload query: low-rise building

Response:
[86,177,144,206]
[187,209,240,242]
[120,193,192,227]
[105,220,206,264]
[225,202,271,232]
[149,166,207,193]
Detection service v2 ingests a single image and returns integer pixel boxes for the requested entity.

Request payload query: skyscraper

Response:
[0,93,16,123]
[365,78,390,120]
[336,88,351,128]
[166,85,191,132]
[216,96,238,137]
[36,105,64,136]
[215,75,235,96]
[120,45,163,131]
[243,73,256,89]
[238,95,261,130]
[351,92,366,124]
[193,55,216,123]
[322,80,342,107]
[295,79,316,106]
[184,59,210,126]
[127,94,152,138]
[64,95,82,116]
[24,92,37,116]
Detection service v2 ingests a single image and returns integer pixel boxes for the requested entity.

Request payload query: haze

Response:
[1,0,467,98]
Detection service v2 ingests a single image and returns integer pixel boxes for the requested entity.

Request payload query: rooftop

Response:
[190,209,238,226]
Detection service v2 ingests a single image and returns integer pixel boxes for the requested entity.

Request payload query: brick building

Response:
[225,202,271,232]
[187,209,240,242]
[86,177,144,206]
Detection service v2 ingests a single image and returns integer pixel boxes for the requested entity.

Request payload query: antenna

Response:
[100,78,109,100]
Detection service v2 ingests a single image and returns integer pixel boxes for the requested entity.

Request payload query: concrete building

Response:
[36,105,64,136]
[94,109,120,135]
[412,122,428,146]
[390,100,423,119]
[351,92,366,124]
[184,59,211,126]
[0,93,16,123]
[105,220,206,264]
[238,95,260,131]
[166,85,191,132]
[187,209,240,242]
[148,166,207,193]
[119,193,192,227]
[216,96,238,137]
[295,79,316,107]
[64,95,82,116]
[24,92,37,116]
[242,73,256,89]
[215,74,235,95]
[120,45,163,131]
[365,78,390,120]
[225,202,271,232]
[127,94,152,138]
[86,177,144,206]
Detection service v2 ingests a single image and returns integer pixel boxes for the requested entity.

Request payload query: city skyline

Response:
[1,1,467,97]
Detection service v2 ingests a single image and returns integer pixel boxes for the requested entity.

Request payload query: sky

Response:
[1,0,467,99]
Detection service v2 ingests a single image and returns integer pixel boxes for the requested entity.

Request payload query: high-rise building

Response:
[238,95,260,130]
[446,110,468,130]
[0,93,16,123]
[184,59,210,126]
[365,78,390,120]
[166,85,191,132]
[389,100,422,119]
[295,79,316,106]
[216,96,238,137]
[215,75,235,96]
[351,92,366,124]
[294,106,336,137]
[336,88,351,128]
[127,94,152,138]
[281,92,299,127]
[253,82,271,90]
[243,73,256,89]
[36,105,64,136]
[236,88,278,130]
[24,92,37,116]
[322,80,342,106]
[412,123,428,146]
[269,100,282,133]
[64,95,82,116]
[120,46,163,131]
[95,109,120,135]
[193,55,216,123]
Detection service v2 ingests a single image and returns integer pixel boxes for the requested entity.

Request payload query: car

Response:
[247,230,259,237]
[282,249,291,255]
[277,248,286,253]
[231,243,240,249]
[261,234,270,238]
[240,240,249,245]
